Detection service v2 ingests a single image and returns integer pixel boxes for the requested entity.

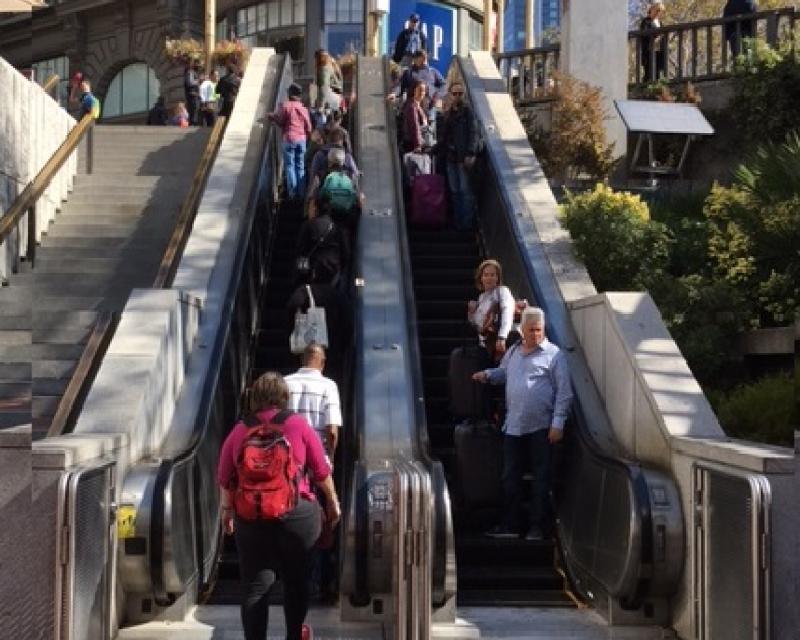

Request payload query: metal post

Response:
[87,125,94,175]
[483,0,493,50]
[26,204,36,267]
[496,0,505,54]
[525,0,535,49]
[205,0,216,73]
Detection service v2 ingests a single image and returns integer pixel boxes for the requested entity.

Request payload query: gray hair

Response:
[520,306,545,327]
[328,147,346,168]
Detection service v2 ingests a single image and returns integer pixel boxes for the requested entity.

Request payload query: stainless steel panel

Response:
[57,462,115,640]
[695,464,772,640]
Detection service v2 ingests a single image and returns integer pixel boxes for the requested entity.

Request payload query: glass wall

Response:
[103,63,160,118]
[324,0,363,56]
[235,0,305,65]
[32,55,69,107]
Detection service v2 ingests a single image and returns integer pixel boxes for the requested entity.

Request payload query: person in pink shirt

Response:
[269,83,313,201]
[218,371,341,640]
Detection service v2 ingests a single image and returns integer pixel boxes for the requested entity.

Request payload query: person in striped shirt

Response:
[285,343,342,462]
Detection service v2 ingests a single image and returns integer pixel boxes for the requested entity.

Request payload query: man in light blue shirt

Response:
[473,306,573,540]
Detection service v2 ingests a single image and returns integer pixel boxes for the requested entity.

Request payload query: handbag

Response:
[294,220,335,281]
[290,285,329,354]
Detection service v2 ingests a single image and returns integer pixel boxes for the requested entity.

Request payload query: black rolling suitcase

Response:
[454,420,503,511]
[447,342,491,421]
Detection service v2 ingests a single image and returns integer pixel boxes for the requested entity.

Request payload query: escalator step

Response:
[408,229,477,244]
[410,268,476,285]
[455,533,556,565]
[418,319,472,339]
[410,242,480,257]
[456,589,573,607]
[415,285,476,301]
[457,566,563,591]
[413,254,477,270]
[419,337,466,357]
[417,300,469,318]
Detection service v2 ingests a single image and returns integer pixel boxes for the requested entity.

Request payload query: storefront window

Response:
[324,0,363,56]
[103,63,160,118]
[235,1,306,66]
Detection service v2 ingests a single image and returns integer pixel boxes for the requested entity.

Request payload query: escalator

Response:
[409,228,572,606]
[206,199,303,605]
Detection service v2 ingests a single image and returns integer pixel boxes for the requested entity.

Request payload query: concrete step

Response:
[63,190,188,205]
[40,236,139,249]
[33,257,129,275]
[0,330,31,346]
[74,175,164,188]
[55,204,180,218]
[32,395,60,419]
[33,311,99,336]
[36,246,165,263]
[45,223,140,239]
[0,315,31,331]
[0,343,85,362]
[32,377,70,396]
[33,360,77,380]
[0,412,30,429]
[0,363,32,382]
[0,382,30,402]
[32,322,94,345]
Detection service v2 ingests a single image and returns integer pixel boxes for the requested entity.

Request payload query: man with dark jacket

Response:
[146,96,168,125]
[438,81,479,231]
[723,0,758,59]
[183,61,200,125]
[216,64,242,117]
[392,13,427,67]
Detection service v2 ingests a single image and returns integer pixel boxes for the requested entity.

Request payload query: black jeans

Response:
[500,429,552,533]
[186,94,200,126]
[235,498,322,640]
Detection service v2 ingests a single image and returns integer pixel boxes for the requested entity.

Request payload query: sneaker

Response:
[524,526,544,542]
[485,525,518,539]
[301,623,314,640]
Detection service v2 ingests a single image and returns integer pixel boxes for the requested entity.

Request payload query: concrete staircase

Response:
[0,125,212,438]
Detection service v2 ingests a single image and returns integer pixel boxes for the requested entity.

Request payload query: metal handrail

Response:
[42,73,60,94]
[146,53,291,606]
[0,113,94,269]
[382,55,453,609]
[47,312,117,437]
[153,115,227,288]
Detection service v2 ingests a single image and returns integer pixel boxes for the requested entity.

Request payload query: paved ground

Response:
[116,604,671,639]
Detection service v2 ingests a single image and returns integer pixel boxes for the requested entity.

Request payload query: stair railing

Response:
[0,112,94,278]
[153,115,227,288]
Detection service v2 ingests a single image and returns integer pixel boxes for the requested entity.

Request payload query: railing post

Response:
[26,204,36,267]
[87,124,94,175]
[766,13,778,46]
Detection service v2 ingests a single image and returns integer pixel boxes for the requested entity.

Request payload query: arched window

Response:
[103,63,160,118]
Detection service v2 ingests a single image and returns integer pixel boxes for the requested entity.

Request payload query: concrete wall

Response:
[0,56,76,282]
[560,0,627,157]
[464,50,798,640]
[25,47,278,635]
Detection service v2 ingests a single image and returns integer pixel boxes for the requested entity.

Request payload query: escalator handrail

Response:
[381,56,451,605]
[147,53,291,604]
[452,54,657,604]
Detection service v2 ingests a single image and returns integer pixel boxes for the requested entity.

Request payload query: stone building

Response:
[0,1,203,120]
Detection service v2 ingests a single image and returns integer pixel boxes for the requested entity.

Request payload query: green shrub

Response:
[648,191,711,277]
[729,37,800,145]
[648,274,747,385]
[712,374,796,447]
[560,184,671,291]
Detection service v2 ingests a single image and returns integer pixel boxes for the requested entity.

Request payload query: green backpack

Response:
[319,170,357,214]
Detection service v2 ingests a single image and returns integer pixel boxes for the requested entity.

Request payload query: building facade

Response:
[0,0,491,120]
[503,0,561,52]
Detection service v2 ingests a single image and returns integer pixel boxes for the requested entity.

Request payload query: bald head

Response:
[302,342,327,369]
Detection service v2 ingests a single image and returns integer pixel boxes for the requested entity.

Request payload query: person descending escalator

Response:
[472,308,573,542]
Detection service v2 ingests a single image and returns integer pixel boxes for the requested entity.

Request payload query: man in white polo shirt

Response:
[285,342,342,462]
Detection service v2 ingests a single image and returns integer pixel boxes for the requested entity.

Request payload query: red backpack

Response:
[234,410,300,520]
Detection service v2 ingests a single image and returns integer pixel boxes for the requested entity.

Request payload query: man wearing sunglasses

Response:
[438,82,479,231]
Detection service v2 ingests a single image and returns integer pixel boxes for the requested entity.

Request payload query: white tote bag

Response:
[290,285,329,354]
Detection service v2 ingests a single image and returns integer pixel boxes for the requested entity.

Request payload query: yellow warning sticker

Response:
[117,504,137,539]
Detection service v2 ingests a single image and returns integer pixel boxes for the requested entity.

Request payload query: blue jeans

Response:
[446,161,475,230]
[501,429,553,533]
[283,139,307,199]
